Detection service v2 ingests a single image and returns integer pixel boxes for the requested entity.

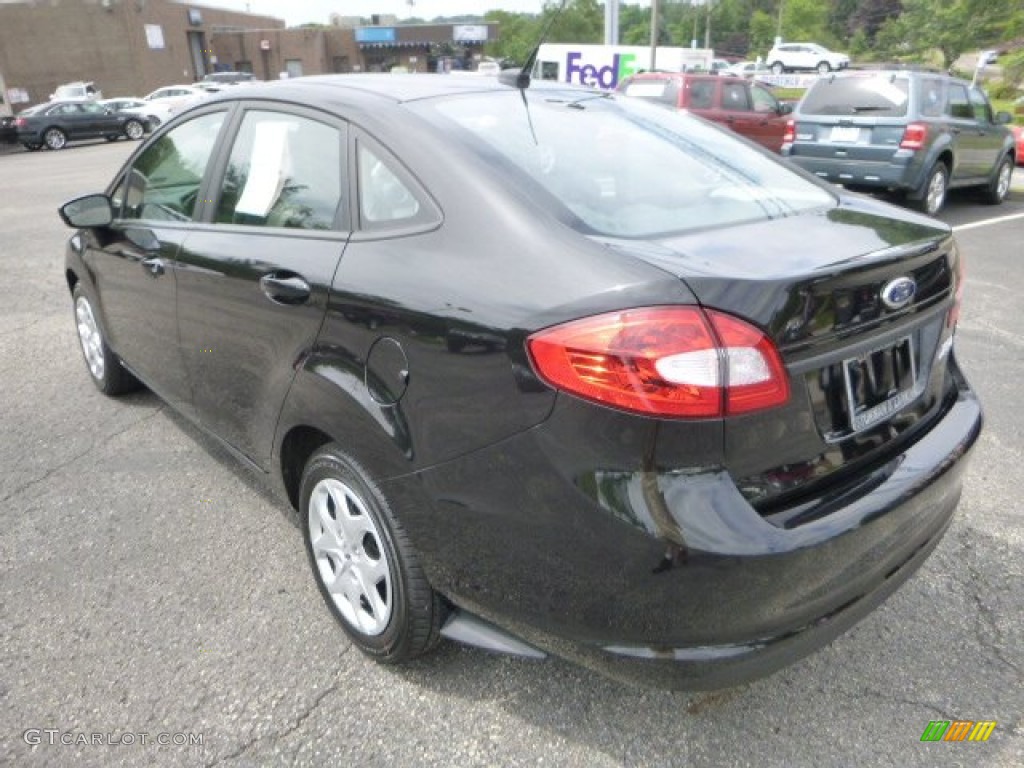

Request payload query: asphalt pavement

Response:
[0,140,1021,767]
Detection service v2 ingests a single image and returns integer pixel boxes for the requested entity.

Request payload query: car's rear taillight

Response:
[900,122,928,150]
[14,117,26,128]
[782,119,795,145]
[527,307,789,419]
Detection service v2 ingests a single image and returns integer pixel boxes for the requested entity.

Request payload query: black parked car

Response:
[782,70,1016,215]
[16,99,146,150]
[59,75,981,689]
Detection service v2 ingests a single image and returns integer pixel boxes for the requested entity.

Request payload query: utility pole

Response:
[604,0,619,45]
[704,0,713,51]
[650,0,659,70]
[775,0,785,44]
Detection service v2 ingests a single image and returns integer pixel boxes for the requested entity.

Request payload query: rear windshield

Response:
[800,75,910,117]
[414,89,834,239]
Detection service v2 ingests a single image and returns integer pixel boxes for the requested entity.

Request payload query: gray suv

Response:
[782,70,1016,214]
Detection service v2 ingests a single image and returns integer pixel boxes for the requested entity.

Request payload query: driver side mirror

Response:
[59,194,113,228]
[994,111,1012,125]
[778,102,794,115]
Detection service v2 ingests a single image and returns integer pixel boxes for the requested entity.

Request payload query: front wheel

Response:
[913,163,948,216]
[72,284,140,395]
[300,444,442,663]
[982,156,1013,205]
[771,61,785,75]
[124,119,145,140]
[43,127,67,150]
[816,61,832,75]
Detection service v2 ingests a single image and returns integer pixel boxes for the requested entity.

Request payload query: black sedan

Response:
[59,75,981,689]
[17,99,146,150]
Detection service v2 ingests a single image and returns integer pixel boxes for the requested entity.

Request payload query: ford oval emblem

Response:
[881,277,917,310]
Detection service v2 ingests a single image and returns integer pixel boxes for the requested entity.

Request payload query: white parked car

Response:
[767,43,850,75]
[99,98,176,130]
[142,85,208,115]
[725,60,769,79]
[50,81,102,101]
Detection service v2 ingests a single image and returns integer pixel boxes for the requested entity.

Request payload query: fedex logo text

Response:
[565,52,638,89]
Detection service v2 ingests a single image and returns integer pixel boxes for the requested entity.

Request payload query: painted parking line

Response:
[952,212,1024,232]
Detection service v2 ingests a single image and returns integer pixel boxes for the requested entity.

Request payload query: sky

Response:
[198,1,553,27]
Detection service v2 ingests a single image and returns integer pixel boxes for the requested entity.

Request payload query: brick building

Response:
[209,22,500,80]
[0,0,282,113]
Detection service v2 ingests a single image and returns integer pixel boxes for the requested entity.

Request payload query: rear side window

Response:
[688,80,715,109]
[919,78,945,117]
[215,110,343,230]
[800,76,910,117]
[122,111,225,222]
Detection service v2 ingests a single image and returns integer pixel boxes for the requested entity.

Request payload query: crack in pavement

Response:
[832,688,948,719]
[203,647,351,767]
[0,405,166,506]
[953,530,1023,681]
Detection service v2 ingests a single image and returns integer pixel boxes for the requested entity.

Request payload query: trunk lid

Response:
[597,197,961,519]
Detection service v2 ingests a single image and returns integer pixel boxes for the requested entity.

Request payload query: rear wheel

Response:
[72,284,140,395]
[43,127,67,150]
[771,61,785,75]
[913,163,948,216]
[124,119,145,140]
[300,444,442,662]
[982,156,1013,205]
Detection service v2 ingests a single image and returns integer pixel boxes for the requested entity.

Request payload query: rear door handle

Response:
[260,273,311,305]
[141,257,165,277]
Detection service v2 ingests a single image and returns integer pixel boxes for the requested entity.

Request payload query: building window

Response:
[285,59,304,78]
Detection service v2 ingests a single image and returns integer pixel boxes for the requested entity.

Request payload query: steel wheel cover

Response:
[126,121,144,139]
[75,296,105,380]
[308,477,393,636]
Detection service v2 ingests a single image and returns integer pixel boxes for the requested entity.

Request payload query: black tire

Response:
[43,127,67,150]
[124,119,145,141]
[71,284,140,396]
[771,61,785,75]
[912,163,949,216]
[982,155,1013,205]
[22,142,42,151]
[300,444,442,662]
[816,61,831,75]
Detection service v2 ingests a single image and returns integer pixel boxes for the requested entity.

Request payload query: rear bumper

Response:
[785,152,925,192]
[396,361,981,689]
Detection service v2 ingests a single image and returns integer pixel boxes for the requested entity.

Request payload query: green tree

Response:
[875,0,1014,69]
[483,10,540,65]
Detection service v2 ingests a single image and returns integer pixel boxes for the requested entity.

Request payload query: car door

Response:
[80,101,116,136]
[53,103,90,139]
[945,82,984,180]
[85,107,231,414]
[175,104,350,464]
[967,86,1006,176]
[747,82,789,152]
[717,81,760,142]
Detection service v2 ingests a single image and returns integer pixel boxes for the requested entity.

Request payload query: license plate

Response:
[842,336,923,432]
[830,126,860,142]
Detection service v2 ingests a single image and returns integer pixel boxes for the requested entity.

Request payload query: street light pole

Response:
[704,0,713,51]
[776,0,785,43]
[650,0,659,70]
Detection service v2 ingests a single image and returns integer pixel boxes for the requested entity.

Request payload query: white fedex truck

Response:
[532,44,714,90]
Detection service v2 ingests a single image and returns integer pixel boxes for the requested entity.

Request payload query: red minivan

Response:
[617,72,793,153]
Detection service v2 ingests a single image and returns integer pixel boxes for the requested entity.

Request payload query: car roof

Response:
[622,72,751,85]
[200,73,524,108]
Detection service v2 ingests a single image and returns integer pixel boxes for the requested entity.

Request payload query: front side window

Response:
[751,84,779,113]
[968,87,993,123]
[122,111,226,222]
[947,84,971,119]
[215,110,343,230]
[419,90,834,238]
